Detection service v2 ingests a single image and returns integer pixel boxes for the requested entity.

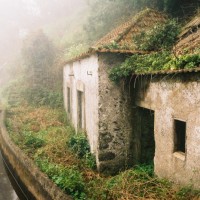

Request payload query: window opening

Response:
[140,108,155,165]
[174,120,186,153]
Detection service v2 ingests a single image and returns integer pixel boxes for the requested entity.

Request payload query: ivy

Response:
[109,53,200,83]
[109,51,171,82]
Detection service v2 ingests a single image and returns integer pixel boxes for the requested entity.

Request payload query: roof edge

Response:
[62,48,149,66]
[133,66,200,76]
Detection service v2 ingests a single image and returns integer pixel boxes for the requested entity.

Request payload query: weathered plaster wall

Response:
[63,54,99,153]
[97,53,133,174]
[134,74,200,188]
[0,110,72,200]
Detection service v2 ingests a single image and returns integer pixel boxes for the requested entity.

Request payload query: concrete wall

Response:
[133,74,200,188]
[63,54,99,153]
[97,53,133,174]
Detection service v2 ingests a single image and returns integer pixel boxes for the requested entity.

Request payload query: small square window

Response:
[174,120,186,153]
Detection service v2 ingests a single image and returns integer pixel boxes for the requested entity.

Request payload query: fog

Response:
[0,0,88,91]
[0,0,198,93]
[0,0,86,63]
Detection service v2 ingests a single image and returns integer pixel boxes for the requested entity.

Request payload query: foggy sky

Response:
[0,0,86,65]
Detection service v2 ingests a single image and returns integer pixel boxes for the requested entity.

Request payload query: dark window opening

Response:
[174,120,186,153]
[67,87,70,114]
[77,91,83,129]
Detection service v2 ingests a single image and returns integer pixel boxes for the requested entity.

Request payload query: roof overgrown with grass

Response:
[93,8,166,51]
[63,8,166,65]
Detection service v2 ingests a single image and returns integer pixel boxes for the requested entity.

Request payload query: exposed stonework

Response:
[63,53,134,174]
[132,73,200,188]
[97,53,133,174]
[0,110,72,200]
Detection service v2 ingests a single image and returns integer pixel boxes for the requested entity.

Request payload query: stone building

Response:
[129,13,200,188]
[63,9,165,174]
[63,9,200,188]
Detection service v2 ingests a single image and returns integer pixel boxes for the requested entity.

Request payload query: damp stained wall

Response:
[133,74,200,188]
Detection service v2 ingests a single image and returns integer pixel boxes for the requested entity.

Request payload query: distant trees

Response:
[20,30,64,107]
[84,0,136,43]
[22,30,56,88]
[84,0,199,44]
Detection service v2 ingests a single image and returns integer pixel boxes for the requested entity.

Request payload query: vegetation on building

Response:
[1,1,200,199]
[109,18,200,82]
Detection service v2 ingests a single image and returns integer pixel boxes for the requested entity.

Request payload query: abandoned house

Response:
[63,9,200,188]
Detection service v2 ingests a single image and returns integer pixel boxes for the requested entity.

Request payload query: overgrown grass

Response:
[35,158,86,200]
[5,103,200,199]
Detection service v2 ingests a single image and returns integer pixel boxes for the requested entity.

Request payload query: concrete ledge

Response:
[0,110,72,200]
[173,152,186,161]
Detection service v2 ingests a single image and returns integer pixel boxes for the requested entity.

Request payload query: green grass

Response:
[5,103,200,200]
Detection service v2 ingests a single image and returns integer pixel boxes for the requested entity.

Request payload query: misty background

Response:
[0,0,88,90]
[0,0,199,95]
[0,0,86,63]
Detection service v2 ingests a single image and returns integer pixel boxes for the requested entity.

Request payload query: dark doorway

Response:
[77,90,83,129]
[140,108,155,164]
[132,107,155,165]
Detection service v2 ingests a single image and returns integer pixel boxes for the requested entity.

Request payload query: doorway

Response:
[140,107,155,164]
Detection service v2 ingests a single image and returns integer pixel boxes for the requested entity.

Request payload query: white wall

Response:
[63,54,99,153]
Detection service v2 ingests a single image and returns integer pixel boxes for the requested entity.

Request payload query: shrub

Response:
[176,186,200,200]
[23,131,45,149]
[35,158,86,199]
[67,133,96,169]
[67,133,90,158]
[23,88,63,108]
